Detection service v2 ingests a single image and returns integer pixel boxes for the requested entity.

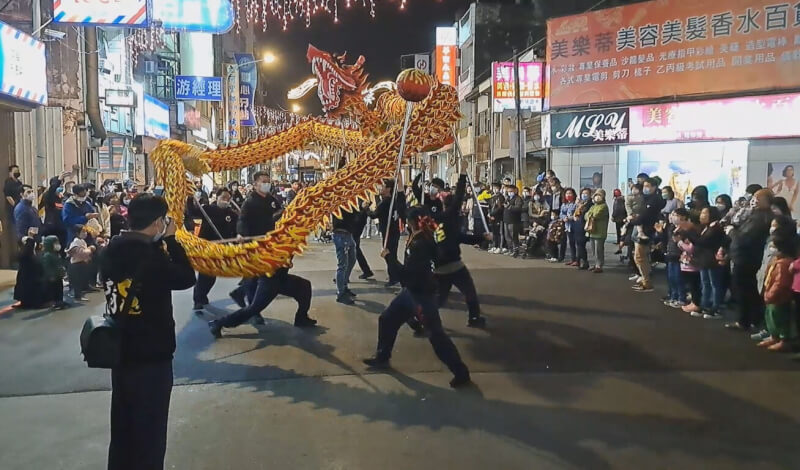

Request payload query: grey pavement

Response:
[0,238,799,469]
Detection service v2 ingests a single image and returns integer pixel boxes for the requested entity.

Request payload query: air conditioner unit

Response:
[144,61,156,74]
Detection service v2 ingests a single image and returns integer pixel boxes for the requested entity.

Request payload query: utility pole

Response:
[31,0,45,186]
[513,49,523,191]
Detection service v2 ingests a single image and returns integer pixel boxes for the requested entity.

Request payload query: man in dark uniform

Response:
[369,179,406,287]
[332,208,359,305]
[209,172,316,337]
[192,188,238,311]
[352,200,374,279]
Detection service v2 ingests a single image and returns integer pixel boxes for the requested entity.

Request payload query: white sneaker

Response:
[501,248,509,254]
[489,248,498,254]
[628,274,639,281]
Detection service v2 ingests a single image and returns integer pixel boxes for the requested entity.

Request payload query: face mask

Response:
[194,191,202,199]
[57,187,64,194]
[509,192,517,198]
[53,244,61,252]
[24,193,36,202]
[716,203,727,212]
[75,196,86,202]
[662,193,670,199]
[580,194,589,201]
[153,217,168,242]
[565,194,575,202]
[123,198,131,205]
[429,187,439,196]
[217,200,230,208]
[534,195,541,202]
[749,197,758,209]
[643,187,652,195]
[768,245,777,255]
[523,192,530,197]
[259,182,272,194]
[12,172,20,178]
[594,196,603,203]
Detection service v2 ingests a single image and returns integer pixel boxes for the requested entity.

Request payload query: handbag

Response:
[80,262,145,369]
[584,215,595,233]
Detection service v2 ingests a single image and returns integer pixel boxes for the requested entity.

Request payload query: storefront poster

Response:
[550,107,630,147]
[492,62,543,112]
[629,92,800,143]
[0,21,47,106]
[580,166,604,189]
[767,162,800,214]
[547,0,800,108]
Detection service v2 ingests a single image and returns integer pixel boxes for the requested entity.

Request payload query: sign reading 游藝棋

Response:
[0,21,47,107]
[175,76,223,101]
[546,0,800,108]
[53,0,147,26]
[550,108,630,147]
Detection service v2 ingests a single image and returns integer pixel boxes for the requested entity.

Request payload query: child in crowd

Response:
[761,237,795,352]
[67,227,95,301]
[661,208,687,308]
[624,183,645,244]
[40,235,68,309]
[675,211,702,313]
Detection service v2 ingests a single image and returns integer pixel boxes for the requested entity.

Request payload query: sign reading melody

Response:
[491,62,543,113]
[549,108,630,147]
[547,0,800,108]
[0,21,47,107]
[175,76,223,101]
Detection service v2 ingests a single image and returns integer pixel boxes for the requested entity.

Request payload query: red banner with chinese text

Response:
[546,0,800,108]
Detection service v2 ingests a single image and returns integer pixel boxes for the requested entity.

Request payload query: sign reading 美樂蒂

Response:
[53,0,147,26]
[143,94,170,140]
[235,53,257,127]
[547,0,800,108]
[550,108,630,147]
[492,62,543,113]
[0,21,47,107]
[175,76,223,101]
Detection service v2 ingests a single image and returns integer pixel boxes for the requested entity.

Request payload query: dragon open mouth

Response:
[307,44,358,113]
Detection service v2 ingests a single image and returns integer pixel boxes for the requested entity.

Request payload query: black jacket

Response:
[630,192,666,240]
[386,231,437,295]
[41,177,65,227]
[431,175,481,268]
[238,192,281,237]
[412,173,443,214]
[198,203,238,241]
[685,222,725,269]
[332,209,360,234]
[730,208,773,266]
[100,232,196,365]
[612,196,627,222]
[503,194,525,224]
[370,193,406,237]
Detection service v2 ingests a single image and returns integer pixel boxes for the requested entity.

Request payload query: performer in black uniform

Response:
[208,172,316,338]
[363,206,471,388]
[192,187,238,311]
[369,179,406,287]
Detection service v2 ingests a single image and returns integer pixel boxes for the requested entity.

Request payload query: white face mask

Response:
[123,198,131,205]
[716,203,727,212]
[429,186,439,196]
[75,195,86,202]
[768,245,778,255]
[523,192,530,197]
[259,182,272,194]
[24,192,36,202]
[534,195,541,202]
[53,244,61,252]
[153,217,169,242]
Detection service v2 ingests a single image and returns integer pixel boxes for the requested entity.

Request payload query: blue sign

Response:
[175,75,223,101]
[152,0,234,33]
[235,54,257,127]
[143,94,170,139]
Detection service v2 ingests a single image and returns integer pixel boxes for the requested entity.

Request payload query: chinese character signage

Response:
[629,92,800,143]
[175,75,223,101]
[436,27,458,88]
[151,0,234,33]
[53,0,147,26]
[550,108,630,147]
[546,0,800,108]
[0,21,47,106]
[235,53,257,126]
[492,62,543,113]
[143,94,170,140]
[224,63,240,145]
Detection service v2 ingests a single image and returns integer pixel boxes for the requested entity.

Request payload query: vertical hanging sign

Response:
[224,63,240,145]
[234,53,257,126]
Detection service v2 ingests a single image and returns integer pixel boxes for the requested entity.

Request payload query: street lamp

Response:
[291,103,302,114]
[263,51,277,64]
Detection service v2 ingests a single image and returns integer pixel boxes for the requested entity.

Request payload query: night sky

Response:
[254,0,468,115]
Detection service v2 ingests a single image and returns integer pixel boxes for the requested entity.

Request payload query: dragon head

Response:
[307,44,368,116]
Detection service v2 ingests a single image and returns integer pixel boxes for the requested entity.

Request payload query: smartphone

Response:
[153,186,165,197]
[29,227,39,235]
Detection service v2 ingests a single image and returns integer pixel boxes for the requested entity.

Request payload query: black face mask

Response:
[13,172,20,178]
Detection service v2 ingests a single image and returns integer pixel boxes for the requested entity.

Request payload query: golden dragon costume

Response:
[150,45,458,278]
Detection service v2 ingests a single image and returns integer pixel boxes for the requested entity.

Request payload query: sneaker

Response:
[628,274,640,281]
[488,248,497,254]
[362,357,391,369]
[501,248,509,254]
[294,316,318,328]
[668,300,686,309]
[336,294,355,305]
[662,298,673,306]
[690,310,704,318]
[632,285,653,293]
[750,329,770,341]
[703,312,722,320]
[358,271,374,280]
[208,320,223,339]
[385,280,400,288]
[75,295,89,302]
[229,289,247,309]
[344,288,357,298]
[449,374,472,389]
[546,257,558,263]
[467,316,487,328]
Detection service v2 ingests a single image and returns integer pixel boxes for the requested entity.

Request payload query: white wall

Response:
[551,145,619,191]
[747,138,800,190]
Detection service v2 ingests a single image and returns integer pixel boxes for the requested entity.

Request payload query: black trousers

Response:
[217,270,312,328]
[109,361,173,470]
[382,230,401,282]
[491,223,502,249]
[733,263,764,327]
[193,273,216,306]
[575,230,588,265]
[437,267,481,320]
[46,279,63,304]
[68,262,90,297]
[353,236,372,275]
[376,289,468,378]
[681,270,702,305]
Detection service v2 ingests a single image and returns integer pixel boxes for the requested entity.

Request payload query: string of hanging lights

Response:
[126,22,168,67]
[232,0,408,33]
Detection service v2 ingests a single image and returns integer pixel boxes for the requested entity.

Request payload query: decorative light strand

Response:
[233,0,400,32]
[127,23,167,67]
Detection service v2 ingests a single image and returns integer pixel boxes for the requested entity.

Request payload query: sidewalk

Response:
[0,270,15,290]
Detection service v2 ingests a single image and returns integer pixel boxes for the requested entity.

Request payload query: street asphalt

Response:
[0,238,798,469]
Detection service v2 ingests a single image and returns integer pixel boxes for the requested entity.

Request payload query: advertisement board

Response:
[414,54,430,74]
[224,63,240,145]
[435,27,458,88]
[53,0,147,26]
[547,0,800,108]
[152,0,234,33]
[105,89,136,107]
[550,107,630,147]
[235,53,257,126]
[0,21,47,106]
[492,62,543,113]
[174,75,223,101]
[629,93,800,143]
[143,94,169,139]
